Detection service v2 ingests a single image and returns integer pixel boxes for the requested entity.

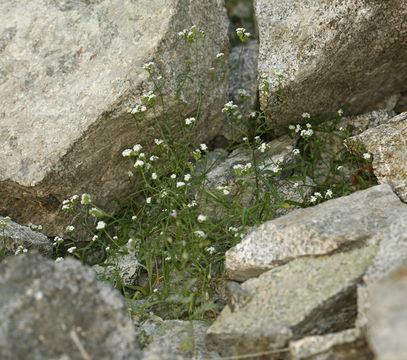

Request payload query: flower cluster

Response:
[129,105,147,114]
[216,185,231,195]
[236,27,251,42]
[233,162,252,177]
[289,122,314,138]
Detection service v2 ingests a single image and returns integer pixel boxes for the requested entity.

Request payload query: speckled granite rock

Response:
[0,0,229,236]
[356,216,407,329]
[254,0,407,127]
[226,184,406,282]
[206,247,377,358]
[0,252,140,360]
[139,319,219,360]
[0,216,52,257]
[289,328,373,360]
[366,261,407,360]
[350,112,407,201]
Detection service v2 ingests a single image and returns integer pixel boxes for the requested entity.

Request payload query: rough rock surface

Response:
[356,216,407,329]
[254,0,407,127]
[138,319,219,360]
[0,253,140,359]
[351,112,407,202]
[0,216,52,257]
[0,0,230,236]
[226,184,406,282]
[206,247,377,358]
[289,328,373,360]
[366,261,407,360]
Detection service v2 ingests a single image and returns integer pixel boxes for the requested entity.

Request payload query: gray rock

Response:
[226,184,407,282]
[289,328,373,360]
[0,252,140,359]
[139,319,218,360]
[206,246,377,358]
[350,112,407,202]
[0,216,52,257]
[0,0,230,236]
[254,0,407,128]
[395,91,407,113]
[356,216,407,329]
[366,261,407,360]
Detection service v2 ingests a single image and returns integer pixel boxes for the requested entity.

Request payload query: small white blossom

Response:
[176,181,185,188]
[143,90,156,102]
[187,200,197,208]
[146,197,152,204]
[67,246,76,254]
[337,165,344,171]
[184,174,192,181]
[105,246,110,251]
[200,143,208,151]
[258,142,269,153]
[15,245,28,255]
[152,172,158,180]
[81,193,91,205]
[293,149,300,156]
[92,235,98,242]
[293,182,299,188]
[216,52,224,59]
[306,123,312,129]
[89,207,104,218]
[96,221,106,230]
[337,109,344,116]
[154,139,164,145]
[250,111,257,117]
[127,171,134,177]
[206,246,216,254]
[314,192,323,198]
[325,189,333,199]
[134,159,144,168]
[197,214,207,223]
[133,144,143,153]
[142,62,154,71]
[236,27,251,41]
[129,105,147,114]
[222,101,238,113]
[339,127,345,132]
[363,153,371,160]
[289,125,296,130]
[150,155,159,161]
[185,117,196,125]
[302,112,311,119]
[70,195,79,201]
[132,215,137,221]
[122,149,133,157]
[310,196,317,203]
[194,230,206,238]
[55,257,64,263]
[66,225,75,232]
[243,136,248,141]
[53,236,64,246]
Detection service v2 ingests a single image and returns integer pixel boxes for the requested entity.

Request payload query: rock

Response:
[366,261,407,360]
[356,216,407,329]
[254,0,407,128]
[226,184,406,282]
[350,112,407,202]
[0,252,140,359]
[206,246,377,358]
[0,216,52,257]
[395,91,407,113]
[138,319,218,360]
[0,0,230,236]
[289,328,373,360]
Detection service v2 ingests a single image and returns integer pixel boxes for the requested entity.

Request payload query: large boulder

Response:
[0,253,140,359]
[206,246,377,358]
[0,0,230,236]
[225,184,407,282]
[254,0,407,127]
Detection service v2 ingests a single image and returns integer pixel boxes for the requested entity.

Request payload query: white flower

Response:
[363,153,371,160]
[293,182,299,188]
[228,226,238,233]
[133,144,143,153]
[150,155,159,161]
[66,225,75,232]
[81,193,91,205]
[325,189,333,199]
[243,136,248,141]
[300,129,314,137]
[170,174,177,179]
[176,181,185,188]
[289,125,295,130]
[165,256,171,261]
[194,230,206,238]
[184,174,192,181]
[306,123,312,129]
[70,194,79,201]
[89,207,104,218]
[197,214,207,223]
[206,246,216,254]
[67,246,76,254]
[122,149,133,157]
[258,143,269,153]
[129,105,147,114]
[302,112,311,119]
[339,127,345,132]
[200,143,208,151]
[55,257,64,263]
[216,52,224,59]
[54,236,64,245]
[187,200,197,208]
[142,62,154,71]
[15,245,28,255]
[216,185,230,195]
[127,171,134,177]
[250,111,257,117]
[238,89,249,97]
[96,221,106,230]
[337,165,344,171]
[138,152,145,158]
[146,197,152,204]
[185,117,196,125]
[236,27,251,40]
[131,215,137,221]
[154,139,164,145]
[310,196,317,203]
[152,172,158,180]
[222,101,238,113]
[293,149,300,156]
[92,235,98,242]
[143,91,156,102]
[134,159,144,168]
[314,192,323,198]
[105,246,110,251]
[337,109,344,116]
